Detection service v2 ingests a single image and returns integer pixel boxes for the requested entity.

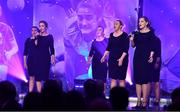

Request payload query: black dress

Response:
[133,31,156,84]
[151,37,161,82]
[106,32,129,80]
[24,37,38,77]
[89,38,108,82]
[36,34,55,81]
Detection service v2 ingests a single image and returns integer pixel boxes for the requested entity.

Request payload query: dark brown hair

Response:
[39,20,48,28]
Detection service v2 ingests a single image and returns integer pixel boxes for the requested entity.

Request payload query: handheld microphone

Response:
[128,30,138,37]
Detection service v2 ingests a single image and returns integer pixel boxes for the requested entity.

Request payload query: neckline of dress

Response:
[113,32,123,37]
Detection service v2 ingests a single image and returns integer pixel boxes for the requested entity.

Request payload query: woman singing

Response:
[88,26,108,84]
[130,16,156,109]
[101,20,129,88]
[24,26,39,92]
[35,20,55,92]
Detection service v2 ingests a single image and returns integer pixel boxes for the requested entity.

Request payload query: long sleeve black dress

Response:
[36,34,55,81]
[106,32,129,80]
[88,38,108,82]
[133,30,156,84]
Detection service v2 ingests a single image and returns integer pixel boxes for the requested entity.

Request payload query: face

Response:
[139,18,148,30]
[32,28,38,36]
[96,27,104,37]
[39,22,47,33]
[114,20,122,31]
[77,7,98,34]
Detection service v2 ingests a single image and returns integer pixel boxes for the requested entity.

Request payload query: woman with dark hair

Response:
[101,20,129,88]
[24,26,39,92]
[88,26,108,84]
[130,16,156,109]
[35,20,55,92]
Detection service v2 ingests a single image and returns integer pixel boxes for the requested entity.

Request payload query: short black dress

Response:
[89,38,108,82]
[133,31,156,84]
[106,32,129,80]
[36,34,55,81]
[24,37,38,77]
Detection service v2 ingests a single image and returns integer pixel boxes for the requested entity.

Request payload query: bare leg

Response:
[142,83,150,107]
[154,82,160,102]
[103,83,106,94]
[36,81,42,93]
[111,79,117,89]
[29,76,35,92]
[136,84,142,106]
[119,80,126,87]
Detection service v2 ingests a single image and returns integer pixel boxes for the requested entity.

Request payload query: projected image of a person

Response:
[130,16,156,109]
[64,0,112,89]
[0,5,18,81]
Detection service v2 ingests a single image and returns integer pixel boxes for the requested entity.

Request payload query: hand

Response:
[148,56,153,63]
[51,55,56,65]
[35,39,38,46]
[4,51,12,61]
[154,63,159,69]
[129,34,134,41]
[87,57,92,64]
[117,58,123,66]
[101,56,106,63]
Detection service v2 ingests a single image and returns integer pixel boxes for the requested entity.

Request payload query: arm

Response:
[88,42,94,63]
[156,38,161,64]
[103,51,110,59]
[118,34,129,66]
[23,38,29,69]
[101,51,110,63]
[101,35,111,63]
[23,56,27,69]
[129,33,135,48]
[49,35,55,65]
[120,34,129,60]
[148,36,156,63]
[155,38,162,69]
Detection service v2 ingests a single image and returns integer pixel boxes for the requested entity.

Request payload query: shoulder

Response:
[123,32,128,36]
[122,32,128,38]
[47,34,54,40]
[48,34,53,38]
[155,37,161,44]
[109,33,113,38]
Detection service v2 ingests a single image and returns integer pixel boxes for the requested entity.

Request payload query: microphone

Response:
[128,30,138,37]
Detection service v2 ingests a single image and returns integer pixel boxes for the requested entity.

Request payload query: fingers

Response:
[118,62,122,66]
[148,57,153,63]
[101,58,105,63]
